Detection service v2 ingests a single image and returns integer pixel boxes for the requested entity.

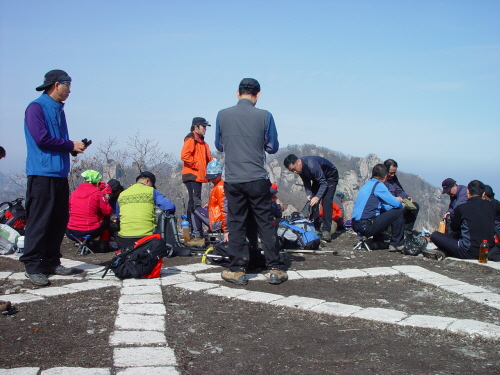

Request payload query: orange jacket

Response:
[181,132,211,183]
[207,179,227,232]
[319,201,344,223]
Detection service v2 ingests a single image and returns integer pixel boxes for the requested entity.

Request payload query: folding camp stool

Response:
[352,233,371,252]
[67,234,94,255]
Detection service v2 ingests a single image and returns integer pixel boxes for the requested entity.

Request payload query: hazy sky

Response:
[1,0,499,194]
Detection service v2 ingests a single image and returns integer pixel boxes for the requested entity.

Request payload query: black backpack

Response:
[154,209,191,256]
[103,234,172,279]
[402,231,428,256]
[203,241,267,272]
[0,198,27,235]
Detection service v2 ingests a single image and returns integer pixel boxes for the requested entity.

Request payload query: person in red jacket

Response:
[67,170,112,252]
[181,117,213,241]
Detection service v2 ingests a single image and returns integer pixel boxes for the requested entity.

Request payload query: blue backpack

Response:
[277,212,320,250]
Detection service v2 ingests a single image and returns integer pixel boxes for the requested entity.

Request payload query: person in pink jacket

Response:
[67,170,112,252]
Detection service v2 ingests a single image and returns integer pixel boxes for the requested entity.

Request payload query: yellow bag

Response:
[437,221,446,234]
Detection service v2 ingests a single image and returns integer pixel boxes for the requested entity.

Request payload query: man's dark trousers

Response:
[353,208,405,247]
[311,179,337,232]
[20,176,69,274]
[429,232,474,259]
[224,179,281,272]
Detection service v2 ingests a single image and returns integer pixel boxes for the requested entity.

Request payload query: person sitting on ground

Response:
[188,160,228,247]
[482,185,500,239]
[116,171,175,249]
[352,164,404,252]
[383,159,420,231]
[428,180,500,260]
[67,170,113,252]
[441,178,467,219]
[319,192,345,234]
[284,154,339,242]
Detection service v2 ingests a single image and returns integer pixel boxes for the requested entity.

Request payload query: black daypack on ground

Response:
[204,241,267,272]
[104,234,172,279]
[0,198,27,235]
[402,231,428,256]
[154,209,191,256]
[277,212,320,250]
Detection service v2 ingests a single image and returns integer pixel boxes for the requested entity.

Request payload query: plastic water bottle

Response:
[181,220,191,242]
[478,240,489,263]
[16,236,25,254]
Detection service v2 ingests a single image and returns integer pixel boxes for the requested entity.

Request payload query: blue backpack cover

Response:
[277,213,320,250]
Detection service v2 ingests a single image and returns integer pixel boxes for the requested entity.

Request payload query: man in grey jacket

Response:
[215,78,287,285]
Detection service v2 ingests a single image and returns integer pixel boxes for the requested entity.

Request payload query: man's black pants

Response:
[310,179,337,233]
[224,179,282,272]
[352,208,405,247]
[184,180,202,236]
[20,176,69,274]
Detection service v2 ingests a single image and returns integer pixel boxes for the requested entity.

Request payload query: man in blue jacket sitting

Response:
[352,164,404,252]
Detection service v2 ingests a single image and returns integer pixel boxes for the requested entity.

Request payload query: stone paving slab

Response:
[439,283,489,295]
[361,267,400,276]
[194,273,221,282]
[119,294,164,304]
[391,265,427,274]
[351,307,407,323]
[0,293,44,304]
[109,330,167,346]
[115,314,165,331]
[122,278,161,286]
[285,270,304,280]
[27,287,81,297]
[270,295,325,310]
[245,273,267,281]
[173,281,218,291]
[165,263,216,273]
[0,368,40,375]
[419,277,467,287]
[296,269,334,279]
[116,366,180,375]
[160,273,196,285]
[42,367,110,375]
[397,314,457,330]
[118,303,167,315]
[310,301,363,317]
[7,272,29,280]
[121,285,162,295]
[0,271,13,279]
[236,291,285,303]
[65,280,121,291]
[447,319,500,339]
[204,286,252,298]
[114,347,177,367]
[331,269,369,279]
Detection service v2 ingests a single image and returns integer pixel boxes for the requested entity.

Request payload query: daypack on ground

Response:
[0,198,27,235]
[0,224,21,255]
[104,234,172,279]
[402,231,427,256]
[277,212,320,250]
[154,209,191,256]
[203,241,267,271]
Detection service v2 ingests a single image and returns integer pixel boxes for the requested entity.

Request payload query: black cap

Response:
[36,70,72,91]
[192,117,211,127]
[137,171,156,189]
[484,185,495,199]
[441,178,456,194]
[107,179,124,193]
[239,78,260,92]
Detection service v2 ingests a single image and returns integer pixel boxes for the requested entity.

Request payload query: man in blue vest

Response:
[20,70,87,286]
[352,164,405,251]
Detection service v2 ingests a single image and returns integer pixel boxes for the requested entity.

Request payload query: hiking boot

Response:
[423,248,447,261]
[388,244,404,252]
[25,272,50,286]
[321,231,331,242]
[221,270,247,285]
[48,265,74,275]
[269,269,288,285]
[186,236,206,248]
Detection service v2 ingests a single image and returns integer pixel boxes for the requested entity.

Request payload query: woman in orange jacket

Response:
[181,117,212,241]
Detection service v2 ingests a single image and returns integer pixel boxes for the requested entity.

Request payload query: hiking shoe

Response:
[186,236,206,248]
[423,248,447,261]
[221,270,247,285]
[388,244,404,252]
[25,272,50,286]
[269,269,288,285]
[49,265,74,275]
[321,231,331,242]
